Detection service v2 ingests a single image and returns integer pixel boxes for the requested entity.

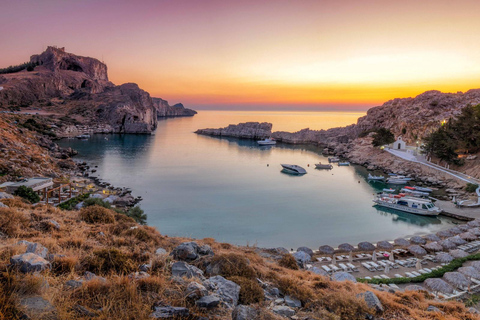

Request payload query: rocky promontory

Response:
[152,98,197,117]
[195,122,272,139]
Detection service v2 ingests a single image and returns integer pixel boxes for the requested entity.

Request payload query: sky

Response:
[1,0,480,111]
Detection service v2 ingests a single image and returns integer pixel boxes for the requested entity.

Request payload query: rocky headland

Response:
[152,98,197,117]
[0,46,196,135]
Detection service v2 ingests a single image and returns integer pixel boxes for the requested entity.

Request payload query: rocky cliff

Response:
[0,46,157,134]
[152,98,197,117]
[195,122,272,139]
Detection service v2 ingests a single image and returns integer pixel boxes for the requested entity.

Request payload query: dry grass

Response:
[229,276,264,305]
[79,205,115,224]
[278,253,299,270]
[0,208,29,237]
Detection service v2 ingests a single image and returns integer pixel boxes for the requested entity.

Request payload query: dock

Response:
[437,200,480,221]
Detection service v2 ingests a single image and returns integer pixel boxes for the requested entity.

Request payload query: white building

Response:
[391,136,406,150]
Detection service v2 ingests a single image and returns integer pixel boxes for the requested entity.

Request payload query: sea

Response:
[57,111,459,249]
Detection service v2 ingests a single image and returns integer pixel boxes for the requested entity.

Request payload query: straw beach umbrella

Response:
[377,241,393,250]
[436,253,454,263]
[449,226,463,235]
[424,242,443,252]
[449,249,469,259]
[394,238,410,246]
[459,232,477,241]
[331,272,357,283]
[469,228,480,236]
[458,224,471,232]
[467,219,480,228]
[443,272,470,290]
[423,234,441,242]
[410,236,427,245]
[318,245,335,255]
[458,267,480,281]
[358,242,376,251]
[424,278,454,295]
[408,245,427,257]
[338,243,355,252]
[439,239,457,250]
[437,230,454,239]
[405,285,425,292]
[448,235,467,246]
[471,261,480,271]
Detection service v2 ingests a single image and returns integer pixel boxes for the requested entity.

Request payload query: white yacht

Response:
[281,164,307,174]
[257,138,276,146]
[373,193,441,216]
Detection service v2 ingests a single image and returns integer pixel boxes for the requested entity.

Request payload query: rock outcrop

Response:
[195,122,272,140]
[152,98,197,117]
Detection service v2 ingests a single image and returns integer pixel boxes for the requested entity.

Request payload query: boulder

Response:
[195,295,221,309]
[171,261,204,279]
[186,282,208,300]
[84,271,106,283]
[65,280,83,289]
[0,192,14,199]
[198,244,214,256]
[155,248,167,255]
[10,253,51,273]
[139,263,152,272]
[150,306,189,318]
[284,295,302,308]
[332,272,357,283]
[19,296,56,319]
[128,271,150,280]
[232,305,258,320]
[204,275,240,308]
[272,305,295,317]
[26,242,49,259]
[357,291,384,313]
[292,251,311,268]
[171,242,199,261]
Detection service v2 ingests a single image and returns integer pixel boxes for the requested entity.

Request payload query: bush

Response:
[208,253,257,279]
[83,197,112,209]
[278,254,299,270]
[58,193,90,210]
[126,206,147,225]
[79,205,115,224]
[229,276,264,305]
[83,248,135,275]
[13,186,40,204]
[466,183,479,193]
[372,128,395,147]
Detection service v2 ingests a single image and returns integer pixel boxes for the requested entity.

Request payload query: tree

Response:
[13,186,40,203]
[127,206,147,225]
[372,128,395,147]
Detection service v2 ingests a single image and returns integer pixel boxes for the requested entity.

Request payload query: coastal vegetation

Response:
[0,61,39,74]
[372,128,395,147]
[422,104,480,164]
[13,186,40,204]
[466,183,479,193]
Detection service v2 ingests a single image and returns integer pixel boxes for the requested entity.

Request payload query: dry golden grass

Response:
[0,207,29,237]
[278,253,299,270]
[79,205,115,224]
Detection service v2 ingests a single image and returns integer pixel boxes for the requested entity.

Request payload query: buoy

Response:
[267,164,269,167]
[358,181,360,183]
[308,164,310,167]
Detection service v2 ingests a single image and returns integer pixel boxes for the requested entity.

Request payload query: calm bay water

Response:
[58,111,457,248]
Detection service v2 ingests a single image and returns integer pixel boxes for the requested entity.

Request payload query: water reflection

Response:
[373,206,441,227]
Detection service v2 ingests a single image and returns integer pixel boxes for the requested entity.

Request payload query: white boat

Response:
[338,162,350,166]
[257,138,276,146]
[281,164,307,174]
[389,175,413,181]
[373,194,441,216]
[76,134,90,139]
[386,178,409,185]
[400,188,429,197]
[412,186,433,193]
[368,174,385,181]
[328,157,340,163]
[383,188,396,193]
[315,162,333,169]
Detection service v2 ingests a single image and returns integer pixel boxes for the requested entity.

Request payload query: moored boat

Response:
[281,164,307,174]
[328,157,340,163]
[338,162,350,166]
[386,178,409,184]
[400,188,429,197]
[412,186,433,193]
[373,193,441,216]
[257,138,276,145]
[368,173,385,181]
[315,162,333,169]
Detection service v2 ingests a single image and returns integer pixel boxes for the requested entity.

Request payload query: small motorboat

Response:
[281,164,307,175]
[338,162,350,166]
[386,178,409,184]
[328,157,340,163]
[401,188,429,197]
[315,162,333,169]
[412,186,433,193]
[383,188,396,193]
[76,134,90,139]
[368,173,385,181]
[257,138,276,146]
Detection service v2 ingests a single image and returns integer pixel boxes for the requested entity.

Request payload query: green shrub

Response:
[13,186,40,204]
[372,128,395,147]
[83,197,112,209]
[58,193,90,210]
[466,183,479,193]
[126,206,147,225]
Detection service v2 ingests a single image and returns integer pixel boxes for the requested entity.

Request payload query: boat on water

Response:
[257,138,276,146]
[411,186,433,193]
[315,162,333,169]
[373,193,442,216]
[383,188,396,193]
[368,173,385,181]
[328,157,340,163]
[338,162,350,166]
[76,134,90,139]
[281,164,307,174]
[400,188,429,197]
[386,178,409,184]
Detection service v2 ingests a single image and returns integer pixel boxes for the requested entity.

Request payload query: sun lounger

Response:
[394,274,403,278]
[380,275,390,279]
[377,261,387,267]
[364,276,372,280]
[339,263,351,272]
[418,269,428,275]
[329,264,341,272]
[362,263,375,272]
[369,262,383,271]
[356,254,364,259]
[326,257,332,262]
[423,268,432,273]
[373,276,382,279]
[411,271,421,277]
[346,263,359,272]
[321,265,332,274]
[471,278,480,285]
[388,283,400,289]
[365,254,372,258]
[405,272,414,278]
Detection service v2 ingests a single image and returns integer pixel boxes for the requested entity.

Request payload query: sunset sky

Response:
[1,0,480,110]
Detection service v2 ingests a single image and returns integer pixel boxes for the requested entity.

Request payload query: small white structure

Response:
[391,136,406,150]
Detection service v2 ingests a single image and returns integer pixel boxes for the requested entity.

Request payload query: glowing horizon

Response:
[1,0,480,111]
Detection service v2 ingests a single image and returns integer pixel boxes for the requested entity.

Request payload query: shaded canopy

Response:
[459,232,477,241]
[449,249,469,259]
[337,243,355,252]
[394,238,411,246]
[405,285,425,292]
[358,242,376,251]
[470,228,480,236]
[443,272,470,288]
[376,241,394,250]
[424,242,443,252]
[436,253,454,263]
[408,245,427,256]
[470,261,480,271]
[448,235,467,246]
[439,239,457,250]
[410,236,427,245]
[458,266,480,280]
[318,245,335,255]
[331,272,357,283]
[458,224,471,232]
[423,234,441,242]
[467,219,480,228]
[308,266,329,277]
[424,278,454,294]
[449,226,463,235]
[436,230,454,239]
